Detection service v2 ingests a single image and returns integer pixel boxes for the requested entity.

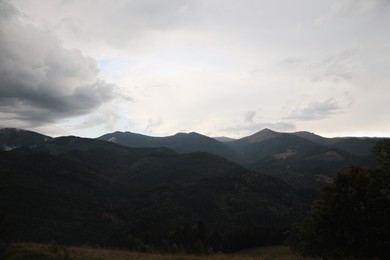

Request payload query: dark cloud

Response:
[287,99,342,121]
[0,1,119,127]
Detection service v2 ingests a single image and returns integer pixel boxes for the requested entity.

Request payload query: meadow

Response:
[5,243,307,260]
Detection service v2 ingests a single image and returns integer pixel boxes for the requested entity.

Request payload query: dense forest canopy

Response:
[288,140,390,259]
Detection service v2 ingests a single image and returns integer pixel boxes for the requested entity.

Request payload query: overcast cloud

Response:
[1,0,390,137]
[0,0,119,129]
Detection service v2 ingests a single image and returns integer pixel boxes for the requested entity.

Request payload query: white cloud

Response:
[244,111,256,123]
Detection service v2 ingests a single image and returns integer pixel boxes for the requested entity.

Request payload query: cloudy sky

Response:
[1,0,390,138]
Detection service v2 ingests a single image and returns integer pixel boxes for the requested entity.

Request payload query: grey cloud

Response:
[226,108,296,135]
[55,0,192,48]
[327,0,390,17]
[311,50,356,83]
[244,110,256,123]
[323,69,352,83]
[321,50,355,65]
[274,51,355,83]
[0,0,20,21]
[73,104,121,132]
[0,1,121,127]
[278,57,306,68]
[287,99,341,121]
[145,118,163,133]
[116,92,134,102]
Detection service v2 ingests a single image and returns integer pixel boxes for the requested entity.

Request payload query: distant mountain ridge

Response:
[97,128,383,159]
[0,127,385,190]
[1,127,383,156]
[0,128,52,151]
[227,131,325,163]
[227,129,380,190]
[98,131,241,162]
[97,128,385,192]
[292,131,381,156]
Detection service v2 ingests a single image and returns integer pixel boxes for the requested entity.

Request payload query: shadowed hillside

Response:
[0,128,52,151]
[225,130,377,195]
[0,135,309,253]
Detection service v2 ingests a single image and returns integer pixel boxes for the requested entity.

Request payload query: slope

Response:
[293,131,381,156]
[227,130,376,196]
[0,128,52,151]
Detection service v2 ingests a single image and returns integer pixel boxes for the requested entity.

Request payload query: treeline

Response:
[0,211,9,258]
[121,222,286,254]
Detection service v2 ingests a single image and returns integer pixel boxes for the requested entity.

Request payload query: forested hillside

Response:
[0,134,309,253]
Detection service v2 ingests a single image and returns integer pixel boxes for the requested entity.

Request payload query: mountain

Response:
[227,130,318,162]
[98,131,241,162]
[292,131,328,145]
[98,129,382,167]
[1,127,380,191]
[293,131,380,156]
[0,128,52,151]
[97,129,381,193]
[0,136,309,252]
[225,129,378,194]
[238,128,281,144]
[226,128,381,168]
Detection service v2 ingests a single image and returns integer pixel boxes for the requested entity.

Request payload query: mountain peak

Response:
[241,128,280,143]
[173,132,205,138]
[261,128,277,133]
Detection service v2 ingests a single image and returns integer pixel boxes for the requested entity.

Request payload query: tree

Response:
[372,139,390,168]
[0,170,10,259]
[287,141,390,259]
[0,211,9,259]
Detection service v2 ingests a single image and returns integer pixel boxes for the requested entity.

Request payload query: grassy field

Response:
[233,245,295,258]
[4,243,307,260]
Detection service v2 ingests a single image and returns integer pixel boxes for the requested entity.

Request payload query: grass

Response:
[233,245,295,257]
[5,243,307,260]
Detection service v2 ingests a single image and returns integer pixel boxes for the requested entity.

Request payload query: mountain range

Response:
[0,127,386,252]
[99,128,380,191]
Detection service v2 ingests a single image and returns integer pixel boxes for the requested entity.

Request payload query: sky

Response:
[0,0,390,138]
